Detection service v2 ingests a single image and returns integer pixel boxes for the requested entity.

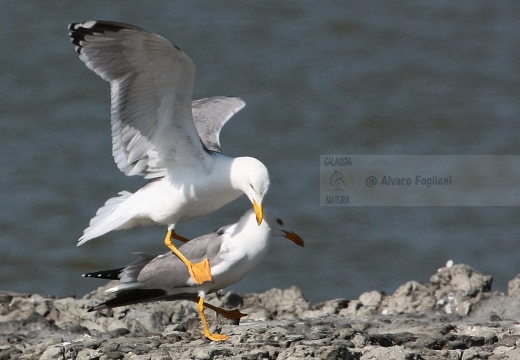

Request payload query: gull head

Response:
[232,157,270,225]
[263,211,305,247]
[236,208,304,247]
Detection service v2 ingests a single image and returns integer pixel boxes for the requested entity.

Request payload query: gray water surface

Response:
[1,1,520,303]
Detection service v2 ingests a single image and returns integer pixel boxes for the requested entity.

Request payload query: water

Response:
[1,1,520,304]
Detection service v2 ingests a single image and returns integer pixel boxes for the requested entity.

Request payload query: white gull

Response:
[68,21,270,285]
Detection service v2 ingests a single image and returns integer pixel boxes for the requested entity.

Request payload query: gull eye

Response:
[276,218,283,225]
[249,183,255,190]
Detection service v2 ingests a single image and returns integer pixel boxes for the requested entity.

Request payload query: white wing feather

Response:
[69,21,209,179]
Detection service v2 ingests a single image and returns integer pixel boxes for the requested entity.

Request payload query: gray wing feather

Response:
[192,96,246,153]
[135,233,224,289]
[69,21,208,179]
[118,253,156,283]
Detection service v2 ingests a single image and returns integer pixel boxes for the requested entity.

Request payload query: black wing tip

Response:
[68,21,149,53]
[82,272,99,278]
[68,21,94,52]
[82,268,124,280]
[88,289,169,312]
[68,20,146,35]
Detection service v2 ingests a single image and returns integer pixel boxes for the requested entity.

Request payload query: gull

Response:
[83,209,304,341]
[68,21,270,285]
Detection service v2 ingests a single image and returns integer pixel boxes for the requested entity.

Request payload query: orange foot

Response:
[164,230,213,284]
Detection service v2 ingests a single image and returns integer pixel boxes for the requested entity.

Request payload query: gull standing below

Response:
[84,209,304,341]
[69,21,270,285]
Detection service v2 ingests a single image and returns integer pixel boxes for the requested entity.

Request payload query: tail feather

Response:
[82,268,125,280]
[78,191,134,246]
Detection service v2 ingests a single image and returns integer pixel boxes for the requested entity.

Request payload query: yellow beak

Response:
[253,200,264,225]
[282,231,305,247]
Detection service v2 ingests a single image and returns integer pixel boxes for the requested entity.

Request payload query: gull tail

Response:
[78,191,135,246]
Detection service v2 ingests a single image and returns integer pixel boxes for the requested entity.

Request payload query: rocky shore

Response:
[2,262,520,359]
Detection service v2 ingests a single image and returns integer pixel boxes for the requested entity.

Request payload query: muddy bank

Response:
[2,263,520,359]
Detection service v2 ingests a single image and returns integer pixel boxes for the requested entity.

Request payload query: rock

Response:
[76,348,103,360]
[0,346,23,359]
[300,298,349,319]
[431,264,492,315]
[382,280,436,314]
[338,299,362,317]
[1,263,518,359]
[351,333,367,348]
[508,274,520,297]
[340,263,494,317]
[468,293,520,322]
[241,286,311,320]
[359,290,383,307]
[361,345,419,360]
[39,344,65,360]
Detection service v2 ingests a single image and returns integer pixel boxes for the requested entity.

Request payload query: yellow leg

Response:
[192,297,246,321]
[170,230,191,243]
[164,230,213,285]
[197,296,229,341]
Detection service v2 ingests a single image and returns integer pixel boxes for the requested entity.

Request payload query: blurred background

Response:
[1,1,520,304]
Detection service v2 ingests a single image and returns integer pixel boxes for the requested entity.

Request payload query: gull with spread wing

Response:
[69,21,270,285]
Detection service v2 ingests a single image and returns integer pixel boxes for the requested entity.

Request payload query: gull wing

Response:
[87,289,197,311]
[192,96,245,153]
[134,233,224,289]
[69,21,209,179]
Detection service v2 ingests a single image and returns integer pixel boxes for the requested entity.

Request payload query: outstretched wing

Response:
[69,21,209,179]
[192,96,245,153]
